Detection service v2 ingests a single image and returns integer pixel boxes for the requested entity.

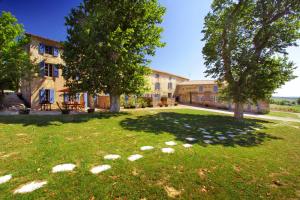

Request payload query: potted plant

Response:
[56,102,70,114]
[19,104,31,115]
[88,108,95,113]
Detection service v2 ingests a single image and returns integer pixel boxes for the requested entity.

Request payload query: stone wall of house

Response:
[21,35,65,109]
[175,83,270,114]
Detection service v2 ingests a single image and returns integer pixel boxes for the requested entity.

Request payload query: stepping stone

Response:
[228,134,236,138]
[52,163,76,173]
[226,131,233,134]
[161,148,175,154]
[185,137,197,142]
[14,181,47,194]
[217,136,227,140]
[183,144,193,148]
[203,140,213,144]
[198,128,206,131]
[165,141,177,146]
[128,154,143,161]
[239,132,247,135]
[140,146,154,151]
[184,124,191,128]
[104,154,121,160]
[203,135,213,139]
[90,165,111,174]
[174,121,179,124]
[0,174,12,184]
[203,131,211,135]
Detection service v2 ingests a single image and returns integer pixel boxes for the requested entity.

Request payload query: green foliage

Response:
[0,11,35,92]
[63,0,165,99]
[298,98,300,105]
[202,0,300,118]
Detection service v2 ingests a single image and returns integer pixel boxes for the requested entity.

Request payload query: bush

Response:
[298,98,300,105]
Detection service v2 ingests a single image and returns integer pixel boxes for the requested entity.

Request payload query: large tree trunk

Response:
[88,95,95,109]
[110,94,121,112]
[234,102,244,119]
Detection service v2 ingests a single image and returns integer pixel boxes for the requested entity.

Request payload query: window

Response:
[39,89,54,103]
[45,45,53,55]
[44,63,53,77]
[155,82,160,90]
[168,93,172,98]
[169,76,172,80]
[213,85,218,93]
[168,82,173,90]
[41,63,59,78]
[155,74,159,78]
[199,85,203,92]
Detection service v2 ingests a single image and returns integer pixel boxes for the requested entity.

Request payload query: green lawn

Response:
[1,109,300,199]
[267,111,300,120]
[270,104,300,113]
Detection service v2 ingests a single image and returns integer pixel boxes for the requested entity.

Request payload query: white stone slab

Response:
[14,181,47,194]
[52,163,76,173]
[140,146,154,151]
[183,144,193,148]
[185,137,197,142]
[228,134,236,138]
[90,165,111,174]
[184,124,191,128]
[161,148,175,154]
[217,136,227,140]
[104,154,121,160]
[165,141,177,146]
[203,135,213,139]
[128,154,143,161]
[203,140,213,144]
[0,174,12,184]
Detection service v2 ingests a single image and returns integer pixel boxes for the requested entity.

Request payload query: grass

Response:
[270,104,300,113]
[0,109,300,199]
[267,111,300,120]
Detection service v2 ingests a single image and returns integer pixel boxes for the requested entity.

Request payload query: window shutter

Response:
[39,89,46,103]
[53,65,59,77]
[64,93,69,102]
[76,93,80,102]
[38,43,45,55]
[39,61,45,77]
[53,47,59,57]
[49,89,55,104]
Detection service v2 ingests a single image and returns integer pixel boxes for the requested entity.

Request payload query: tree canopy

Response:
[202,0,300,119]
[0,11,35,94]
[63,0,166,112]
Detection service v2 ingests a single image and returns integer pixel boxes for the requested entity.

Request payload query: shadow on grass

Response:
[0,112,129,127]
[120,112,281,147]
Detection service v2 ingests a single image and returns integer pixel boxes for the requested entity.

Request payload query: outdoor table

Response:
[40,101,52,111]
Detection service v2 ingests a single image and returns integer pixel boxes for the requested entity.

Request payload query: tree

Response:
[202,0,299,119]
[0,11,35,95]
[297,98,300,105]
[63,0,165,112]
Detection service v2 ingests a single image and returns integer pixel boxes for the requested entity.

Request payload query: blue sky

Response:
[1,0,299,97]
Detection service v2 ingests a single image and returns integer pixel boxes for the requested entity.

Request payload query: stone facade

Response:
[174,80,270,113]
[21,34,67,109]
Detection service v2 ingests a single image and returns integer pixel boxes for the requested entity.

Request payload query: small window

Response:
[155,82,160,90]
[168,82,173,90]
[199,85,203,92]
[45,45,54,55]
[168,93,172,98]
[155,74,159,78]
[44,63,54,77]
[169,76,172,81]
[213,85,218,93]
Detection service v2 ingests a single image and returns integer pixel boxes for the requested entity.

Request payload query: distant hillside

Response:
[272,96,299,102]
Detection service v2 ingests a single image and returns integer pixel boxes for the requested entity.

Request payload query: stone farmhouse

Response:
[20,33,269,113]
